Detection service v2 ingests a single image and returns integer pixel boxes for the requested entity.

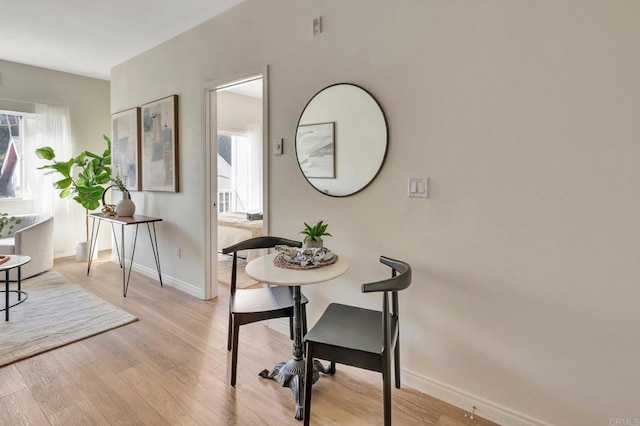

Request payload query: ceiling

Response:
[0,0,245,81]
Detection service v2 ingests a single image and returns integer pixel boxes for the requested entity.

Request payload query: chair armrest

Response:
[14,216,54,255]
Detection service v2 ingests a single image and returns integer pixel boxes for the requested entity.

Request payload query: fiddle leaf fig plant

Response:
[300,220,332,244]
[35,135,112,240]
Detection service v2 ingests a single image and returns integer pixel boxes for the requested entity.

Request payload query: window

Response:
[217,132,252,213]
[0,111,23,198]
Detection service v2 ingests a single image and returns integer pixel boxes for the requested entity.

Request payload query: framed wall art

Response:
[140,95,179,192]
[296,122,335,178]
[111,107,141,191]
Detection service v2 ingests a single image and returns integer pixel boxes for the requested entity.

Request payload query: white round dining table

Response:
[245,252,349,420]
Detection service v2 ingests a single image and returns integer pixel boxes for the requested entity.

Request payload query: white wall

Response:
[110,1,640,424]
[217,91,261,133]
[0,60,112,256]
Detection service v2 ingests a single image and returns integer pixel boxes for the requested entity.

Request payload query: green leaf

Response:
[35,147,56,160]
[53,178,72,189]
[59,187,72,198]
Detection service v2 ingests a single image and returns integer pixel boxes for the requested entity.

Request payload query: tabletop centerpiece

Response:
[300,220,331,248]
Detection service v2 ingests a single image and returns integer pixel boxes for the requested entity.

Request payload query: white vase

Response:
[116,191,136,217]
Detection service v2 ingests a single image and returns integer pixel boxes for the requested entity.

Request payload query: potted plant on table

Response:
[35,135,112,261]
[106,173,136,217]
[300,220,332,248]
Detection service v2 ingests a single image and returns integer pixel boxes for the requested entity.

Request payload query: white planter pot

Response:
[76,240,98,262]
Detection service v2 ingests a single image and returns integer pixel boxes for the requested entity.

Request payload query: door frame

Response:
[203,66,269,300]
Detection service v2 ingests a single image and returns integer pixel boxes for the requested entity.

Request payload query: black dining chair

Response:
[222,236,308,387]
[302,256,412,425]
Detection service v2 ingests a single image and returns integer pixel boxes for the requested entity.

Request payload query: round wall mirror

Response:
[295,83,388,197]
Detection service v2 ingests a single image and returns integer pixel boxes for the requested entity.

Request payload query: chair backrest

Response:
[360,256,411,354]
[361,256,411,294]
[222,236,302,294]
[222,236,301,254]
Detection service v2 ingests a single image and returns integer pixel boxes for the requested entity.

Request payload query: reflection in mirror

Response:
[295,83,388,197]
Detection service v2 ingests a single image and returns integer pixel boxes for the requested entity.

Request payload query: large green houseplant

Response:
[35,135,112,258]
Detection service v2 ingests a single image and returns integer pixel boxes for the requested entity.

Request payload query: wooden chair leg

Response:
[231,321,240,387]
[227,313,233,351]
[383,357,392,426]
[303,343,315,426]
[394,340,401,389]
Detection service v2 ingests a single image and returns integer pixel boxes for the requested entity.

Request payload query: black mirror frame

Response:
[294,83,389,197]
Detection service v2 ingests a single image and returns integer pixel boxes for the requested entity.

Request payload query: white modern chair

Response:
[0,214,54,279]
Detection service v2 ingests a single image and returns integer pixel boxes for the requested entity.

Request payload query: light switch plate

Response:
[313,17,323,35]
[408,177,428,198]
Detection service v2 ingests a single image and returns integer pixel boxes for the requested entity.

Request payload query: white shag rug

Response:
[0,271,138,367]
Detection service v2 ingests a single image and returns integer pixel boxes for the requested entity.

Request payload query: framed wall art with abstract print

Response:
[140,95,179,192]
[111,107,141,191]
[296,122,335,178]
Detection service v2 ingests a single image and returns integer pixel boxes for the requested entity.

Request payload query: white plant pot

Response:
[76,240,98,262]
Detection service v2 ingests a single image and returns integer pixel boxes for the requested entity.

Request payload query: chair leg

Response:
[303,343,315,426]
[383,356,392,426]
[231,321,240,387]
[227,313,233,351]
[394,340,401,389]
[302,304,308,336]
[329,361,336,374]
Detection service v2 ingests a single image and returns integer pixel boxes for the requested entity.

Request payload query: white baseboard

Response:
[402,368,552,426]
[110,255,204,299]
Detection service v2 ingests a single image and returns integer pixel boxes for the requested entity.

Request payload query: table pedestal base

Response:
[259,358,334,420]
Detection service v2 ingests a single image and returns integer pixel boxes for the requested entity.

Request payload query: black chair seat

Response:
[303,256,411,426]
[304,303,397,356]
[232,286,308,315]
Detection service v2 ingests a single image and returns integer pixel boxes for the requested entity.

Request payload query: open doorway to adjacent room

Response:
[212,76,265,294]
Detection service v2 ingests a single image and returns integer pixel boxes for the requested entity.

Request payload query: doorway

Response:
[204,70,268,299]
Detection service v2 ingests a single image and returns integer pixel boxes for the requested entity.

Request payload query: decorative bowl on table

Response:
[274,245,337,269]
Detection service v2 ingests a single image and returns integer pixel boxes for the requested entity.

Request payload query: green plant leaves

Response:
[35,135,112,212]
[35,146,56,160]
[300,220,332,243]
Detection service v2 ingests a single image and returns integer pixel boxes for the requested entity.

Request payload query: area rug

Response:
[217,254,259,289]
[0,271,138,367]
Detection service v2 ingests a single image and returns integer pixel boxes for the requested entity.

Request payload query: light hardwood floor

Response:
[0,253,499,425]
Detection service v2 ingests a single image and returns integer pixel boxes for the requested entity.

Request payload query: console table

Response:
[87,213,163,297]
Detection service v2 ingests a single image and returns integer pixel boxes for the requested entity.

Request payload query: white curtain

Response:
[246,123,263,212]
[23,103,72,215]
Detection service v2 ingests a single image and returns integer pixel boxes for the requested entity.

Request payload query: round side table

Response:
[1,255,31,321]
